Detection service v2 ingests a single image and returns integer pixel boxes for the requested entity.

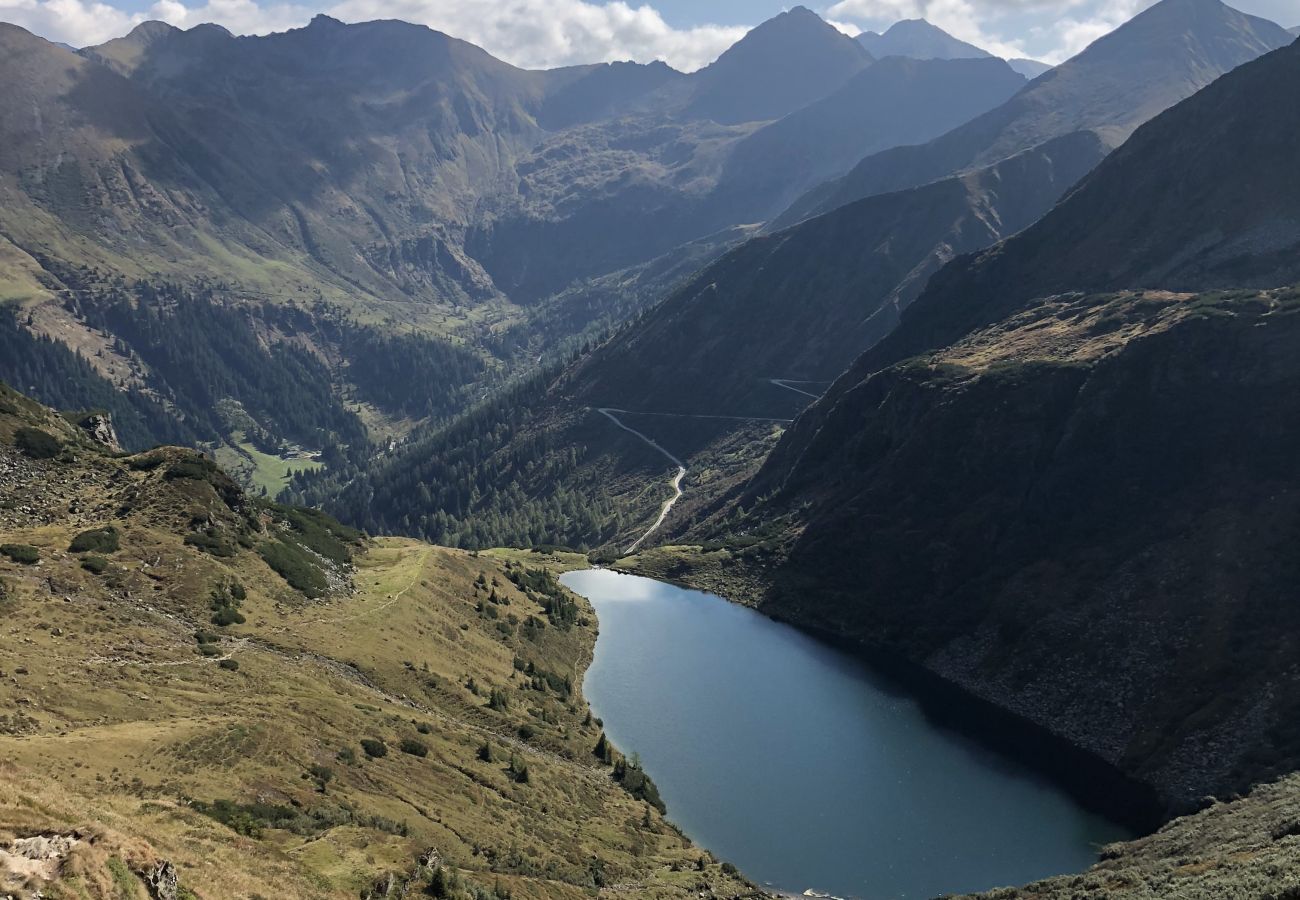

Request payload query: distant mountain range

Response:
[781,0,1293,226]
[0,5,1024,466]
[313,0,1293,558]
[856,17,1052,78]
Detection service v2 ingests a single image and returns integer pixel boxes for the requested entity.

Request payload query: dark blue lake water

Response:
[562,568,1130,900]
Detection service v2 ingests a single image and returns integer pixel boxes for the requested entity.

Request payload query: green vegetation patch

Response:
[399,738,429,758]
[258,539,328,598]
[69,526,120,554]
[360,738,388,759]
[80,555,110,575]
[184,530,237,558]
[0,544,40,565]
[14,426,61,460]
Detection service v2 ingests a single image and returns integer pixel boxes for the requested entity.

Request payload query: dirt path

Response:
[768,378,826,400]
[596,408,688,553]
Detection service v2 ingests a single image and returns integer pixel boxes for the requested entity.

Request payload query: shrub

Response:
[720,862,738,876]
[197,643,222,658]
[211,607,246,627]
[399,738,428,758]
[15,427,61,459]
[185,531,236,557]
[69,526,119,554]
[477,742,495,763]
[80,555,109,575]
[336,747,357,765]
[165,455,220,482]
[127,453,164,471]
[194,630,219,645]
[217,658,239,671]
[0,544,40,565]
[517,724,535,741]
[258,540,327,598]
[360,738,387,759]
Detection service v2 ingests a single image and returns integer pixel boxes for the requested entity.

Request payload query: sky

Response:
[2,0,1296,71]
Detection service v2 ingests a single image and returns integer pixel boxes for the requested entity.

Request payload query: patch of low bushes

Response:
[15,427,61,459]
[80,555,110,575]
[258,539,328,597]
[184,530,236,557]
[0,544,40,565]
[69,526,119,554]
[399,738,428,758]
[360,738,388,759]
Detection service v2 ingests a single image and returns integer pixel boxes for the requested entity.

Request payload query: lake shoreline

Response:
[568,567,1133,899]
[607,558,1166,836]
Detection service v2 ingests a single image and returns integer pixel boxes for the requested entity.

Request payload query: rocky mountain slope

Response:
[0,5,1031,485]
[306,0,1293,557]
[779,0,1292,226]
[0,382,760,899]
[659,36,1300,812]
[714,56,1026,218]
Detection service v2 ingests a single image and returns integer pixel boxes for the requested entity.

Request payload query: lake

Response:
[562,567,1131,899]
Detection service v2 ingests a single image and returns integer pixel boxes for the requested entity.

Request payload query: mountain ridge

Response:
[778,0,1292,226]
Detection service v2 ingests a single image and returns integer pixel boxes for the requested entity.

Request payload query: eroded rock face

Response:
[0,833,80,895]
[77,414,121,453]
[144,860,178,900]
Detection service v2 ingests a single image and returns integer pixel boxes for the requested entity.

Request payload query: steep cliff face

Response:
[728,289,1300,807]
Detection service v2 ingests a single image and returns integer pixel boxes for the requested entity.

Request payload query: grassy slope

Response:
[0,385,757,899]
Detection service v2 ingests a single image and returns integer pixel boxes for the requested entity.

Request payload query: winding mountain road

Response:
[597,408,688,554]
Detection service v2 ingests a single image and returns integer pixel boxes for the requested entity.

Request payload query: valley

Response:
[4,0,1300,897]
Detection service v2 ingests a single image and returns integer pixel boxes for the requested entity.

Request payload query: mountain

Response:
[856,19,1052,81]
[683,6,873,124]
[712,56,1027,219]
[780,0,1292,226]
[1007,57,1053,78]
[856,18,991,59]
[1,7,963,487]
[308,129,1105,552]
[1290,24,1299,35]
[0,383,753,898]
[673,36,1300,810]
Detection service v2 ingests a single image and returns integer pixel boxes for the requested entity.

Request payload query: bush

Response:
[15,427,61,459]
[185,531,236,557]
[69,526,119,554]
[80,555,109,575]
[194,630,219,644]
[165,455,220,482]
[0,544,40,565]
[258,540,328,598]
[127,452,164,471]
[720,862,738,876]
[217,658,239,671]
[399,738,428,758]
[360,738,387,759]
[211,606,246,627]
[197,643,222,657]
[336,747,357,765]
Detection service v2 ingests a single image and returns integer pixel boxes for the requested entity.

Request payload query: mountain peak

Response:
[308,13,345,28]
[685,5,872,124]
[857,18,991,60]
[125,20,180,42]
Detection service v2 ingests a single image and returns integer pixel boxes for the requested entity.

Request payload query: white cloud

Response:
[0,0,139,46]
[0,0,746,71]
[325,0,746,71]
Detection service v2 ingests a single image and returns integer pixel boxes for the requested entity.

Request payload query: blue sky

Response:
[3,0,1296,71]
